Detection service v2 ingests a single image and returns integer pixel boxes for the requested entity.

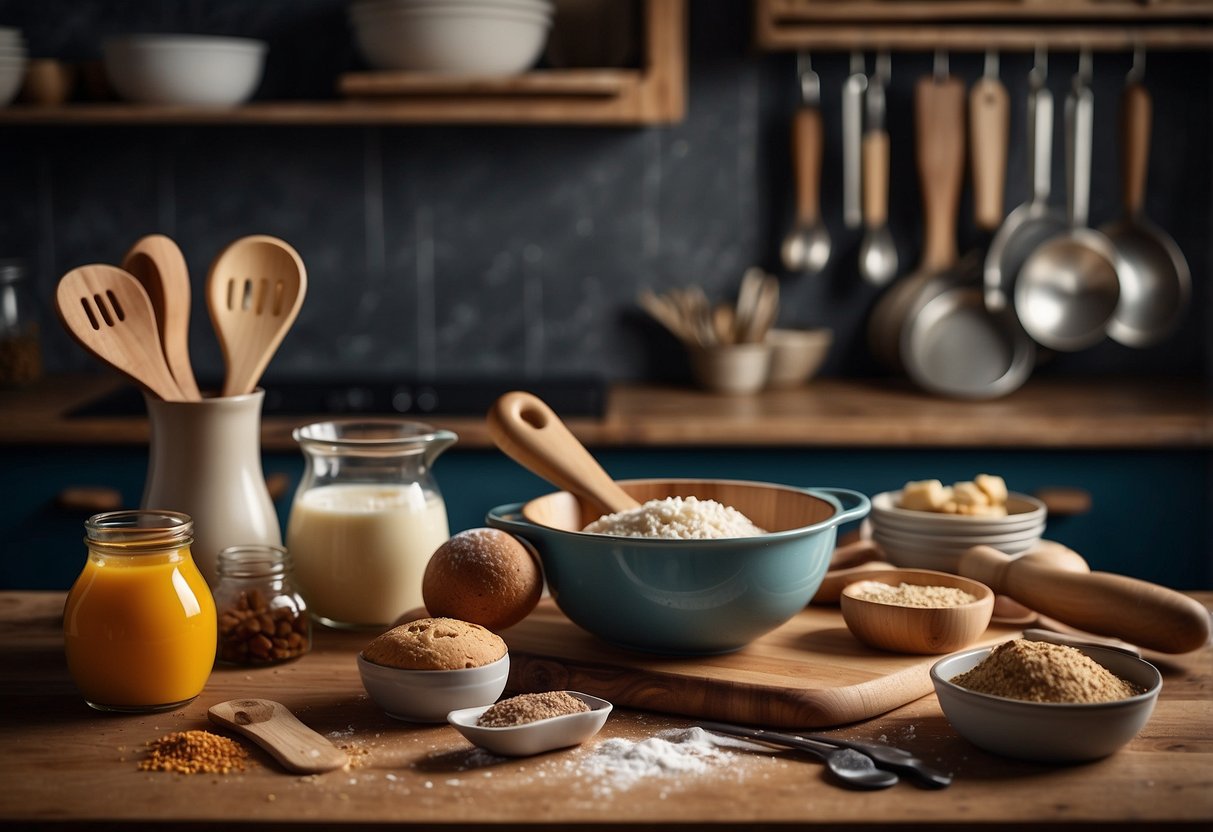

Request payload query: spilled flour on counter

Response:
[577,727,766,796]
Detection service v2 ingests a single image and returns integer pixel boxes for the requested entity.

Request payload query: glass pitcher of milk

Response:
[286,419,457,629]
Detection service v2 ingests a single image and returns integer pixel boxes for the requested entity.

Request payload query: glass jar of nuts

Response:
[213,544,311,665]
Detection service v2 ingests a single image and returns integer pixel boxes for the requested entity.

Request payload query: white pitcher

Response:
[142,390,281,587]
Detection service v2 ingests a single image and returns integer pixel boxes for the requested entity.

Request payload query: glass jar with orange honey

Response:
[63,510,217,712]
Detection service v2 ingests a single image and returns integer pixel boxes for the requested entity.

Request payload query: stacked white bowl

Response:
[868,490,1047,573]
[0,27,29,107]
[348,0,554,74]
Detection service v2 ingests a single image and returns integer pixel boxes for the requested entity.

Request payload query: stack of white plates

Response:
[0,27,28,107]
[868,490,1047,572]
[348,0,554,74]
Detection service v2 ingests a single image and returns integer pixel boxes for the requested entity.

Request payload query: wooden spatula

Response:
[56,264,186,402]
[206,235,307,397]
[122,234,201,400]
[208,698,348,774]
[488,390,639,519]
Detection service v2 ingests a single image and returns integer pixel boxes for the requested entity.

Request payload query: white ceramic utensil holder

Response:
[142,390,282,587]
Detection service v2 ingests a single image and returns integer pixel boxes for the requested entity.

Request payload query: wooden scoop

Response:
[56,265,186,402]
[206,235,307,397]
[487,390,638,519]
[122,234,201,400]
[959,545,1212,654]
[208,698,348,774]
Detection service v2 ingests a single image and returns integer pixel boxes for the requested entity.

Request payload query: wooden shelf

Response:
[0,0,685,126]
[755,0,1213,51]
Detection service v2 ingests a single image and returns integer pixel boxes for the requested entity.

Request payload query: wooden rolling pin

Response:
[959,545,1212,654]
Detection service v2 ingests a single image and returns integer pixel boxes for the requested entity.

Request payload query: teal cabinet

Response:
[4,446,1209,591]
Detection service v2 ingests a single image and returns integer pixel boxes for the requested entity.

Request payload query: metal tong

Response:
[700,720,953,789]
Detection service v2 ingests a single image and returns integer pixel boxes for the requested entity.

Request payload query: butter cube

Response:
[952,481,991,508]
[899,479,947,511]
[975,474,1008,506]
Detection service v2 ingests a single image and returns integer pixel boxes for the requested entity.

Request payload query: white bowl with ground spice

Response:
[447,691,612,757]
[930,639,1162,762]
[840,569,995,654]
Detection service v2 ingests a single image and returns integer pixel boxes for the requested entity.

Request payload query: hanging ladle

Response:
[1015,50,1123,351]
[487,390,639,520]
[781,52,831,275]
[206,235,307,397]
[1099,47,1191,347]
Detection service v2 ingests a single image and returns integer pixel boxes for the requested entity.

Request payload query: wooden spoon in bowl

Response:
[206,235,307,397]
[122,234,201,400]
[487,390,639,519]
[56,264,186,402]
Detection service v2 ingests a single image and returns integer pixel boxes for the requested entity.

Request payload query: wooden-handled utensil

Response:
[959,545,1212,653]
[969,50,1009,231]
[206,235,307,397]
[122,234,201,400]
[488,390,638,519]
[209,699,348,774]
[56,264,186,402]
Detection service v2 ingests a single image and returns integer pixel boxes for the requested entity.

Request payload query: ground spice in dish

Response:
[138,729,249,774]
[849,581,977,608]
[477,691,590,727]
[951,638,1143,703]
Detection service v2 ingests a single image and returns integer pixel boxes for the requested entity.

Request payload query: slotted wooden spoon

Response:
[206,235,307,397]
[56,264,186,401]
[122,233,201,400]
[209,698,348,774]
[488,390,639,519]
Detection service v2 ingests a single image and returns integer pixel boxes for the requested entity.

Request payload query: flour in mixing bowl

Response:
[582,496,765,540]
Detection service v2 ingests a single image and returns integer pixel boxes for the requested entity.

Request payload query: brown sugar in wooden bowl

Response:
[840,568,995,654]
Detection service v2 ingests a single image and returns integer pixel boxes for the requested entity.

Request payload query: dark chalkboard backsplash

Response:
[1,0,1208,388]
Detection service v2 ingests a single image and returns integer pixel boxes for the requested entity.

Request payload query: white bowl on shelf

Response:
[0,58,27,107]
[349,3,552,74]
[103,34,267,105]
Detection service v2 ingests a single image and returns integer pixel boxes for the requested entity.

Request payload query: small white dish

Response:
[447,691,612,756]
[358,652,509,723]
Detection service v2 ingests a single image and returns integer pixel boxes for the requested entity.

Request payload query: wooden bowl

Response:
[840,568,994,654]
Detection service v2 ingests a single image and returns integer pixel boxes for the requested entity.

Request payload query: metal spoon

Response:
[1099,50,1190,347]
[983,49,1067,312]
[206,234,307,397]
[858,51,898,286]
[122,233,201,400]
[700,722,898,790]
[1016,51,1122,351]
[781,52,830,275]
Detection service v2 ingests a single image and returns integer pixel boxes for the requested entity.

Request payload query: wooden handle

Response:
[487,391,639,518]
[1034,487,1093,517]
[208,699,348,774]
[914,75,966,272]
[959,546,1212,653]
[792,106,823,225]
[861,130,889,228]
[1120,81,1151,217]
[56,486,122,513]
[969,77,1009,231]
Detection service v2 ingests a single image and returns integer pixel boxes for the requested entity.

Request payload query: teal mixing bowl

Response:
[486,478,869,655]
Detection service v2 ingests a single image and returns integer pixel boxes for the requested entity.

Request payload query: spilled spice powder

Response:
[138,729,249,774]
[951,639,1143,703]
[477,691,589,727]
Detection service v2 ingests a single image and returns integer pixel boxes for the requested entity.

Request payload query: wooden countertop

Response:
[1,591,1210,829]
[2,373,1211,450]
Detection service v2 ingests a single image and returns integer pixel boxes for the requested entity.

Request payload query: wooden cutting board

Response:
[501,601,1022,729]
